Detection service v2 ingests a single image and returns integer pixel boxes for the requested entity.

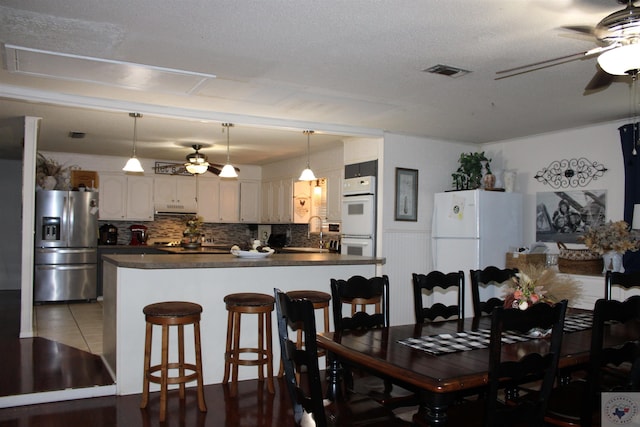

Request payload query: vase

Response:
[42,176,57,190]
[602,251,624,274]
[483,173,496,190]
[504,170,516,192]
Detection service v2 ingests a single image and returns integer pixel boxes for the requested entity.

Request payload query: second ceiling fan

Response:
[497,0,640,91]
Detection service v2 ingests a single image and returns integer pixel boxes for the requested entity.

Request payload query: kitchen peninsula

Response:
[102,252,384,395]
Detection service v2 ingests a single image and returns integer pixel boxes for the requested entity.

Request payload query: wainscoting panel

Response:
[381,231,430,325]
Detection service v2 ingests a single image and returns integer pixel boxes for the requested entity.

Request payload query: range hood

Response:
[154,202,198,215]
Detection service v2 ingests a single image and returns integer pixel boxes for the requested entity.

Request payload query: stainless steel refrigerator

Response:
[34,190,99,302]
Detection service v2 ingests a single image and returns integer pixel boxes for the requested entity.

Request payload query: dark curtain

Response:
[619,123,640,272]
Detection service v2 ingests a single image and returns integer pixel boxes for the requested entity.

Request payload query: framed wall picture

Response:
[395,168,418,221]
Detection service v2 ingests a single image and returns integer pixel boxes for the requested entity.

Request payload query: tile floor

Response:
[34,301,103,355]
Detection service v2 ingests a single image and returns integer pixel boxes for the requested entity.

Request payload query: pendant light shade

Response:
[299,130,316,181]
[185,144,210,175]
[219,123,238,178]
[123,113,144,172]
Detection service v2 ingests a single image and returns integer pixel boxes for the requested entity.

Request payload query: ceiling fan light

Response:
[299,167,317,181]
[597,44,640,75]
[185,162,209,174]
[123,156,144,172]
[219,163,238,178]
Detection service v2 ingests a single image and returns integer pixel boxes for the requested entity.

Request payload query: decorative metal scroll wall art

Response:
[534,158,607,189]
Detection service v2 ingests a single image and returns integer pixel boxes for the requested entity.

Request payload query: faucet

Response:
[308,215,324,248]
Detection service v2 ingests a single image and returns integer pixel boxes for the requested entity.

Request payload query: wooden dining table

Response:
[316,310,640,426]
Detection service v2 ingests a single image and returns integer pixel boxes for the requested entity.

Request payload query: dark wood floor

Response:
[0,290,298,426]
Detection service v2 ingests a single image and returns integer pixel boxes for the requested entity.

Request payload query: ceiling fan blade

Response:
[496,51,588,77]
[561,25,596,36]
[207,165,222,175]
[584,68,615,92]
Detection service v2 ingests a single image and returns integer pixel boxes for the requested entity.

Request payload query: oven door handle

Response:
[342,234,373,240]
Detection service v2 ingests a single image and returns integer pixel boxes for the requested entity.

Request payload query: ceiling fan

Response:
[184,144,240,176]
[496,0,640,91]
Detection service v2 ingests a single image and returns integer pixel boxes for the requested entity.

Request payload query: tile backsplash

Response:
[99,215,336,248]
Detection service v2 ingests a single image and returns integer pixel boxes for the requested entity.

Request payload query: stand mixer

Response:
[129,224,148,245]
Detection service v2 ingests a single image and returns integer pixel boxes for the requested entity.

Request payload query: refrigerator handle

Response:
[431,203,437,270]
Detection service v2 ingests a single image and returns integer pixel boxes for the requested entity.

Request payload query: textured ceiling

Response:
[0,0,634,163]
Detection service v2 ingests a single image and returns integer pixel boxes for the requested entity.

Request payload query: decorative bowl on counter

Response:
[230,247,275,258]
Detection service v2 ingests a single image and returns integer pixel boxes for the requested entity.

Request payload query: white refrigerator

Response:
[431,190,523,317]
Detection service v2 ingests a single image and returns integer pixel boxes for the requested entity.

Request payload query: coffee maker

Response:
[99,224,118,245]
[129,224,148,245]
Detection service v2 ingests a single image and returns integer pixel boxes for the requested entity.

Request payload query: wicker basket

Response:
[556,242,603,275]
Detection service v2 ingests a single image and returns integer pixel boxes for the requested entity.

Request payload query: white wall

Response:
[379,132,475,325]
[0,159,22,289]
[483,120,627,247]
[261,145,344,180]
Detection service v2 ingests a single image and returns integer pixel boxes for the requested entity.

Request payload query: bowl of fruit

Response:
[230,244,275,258]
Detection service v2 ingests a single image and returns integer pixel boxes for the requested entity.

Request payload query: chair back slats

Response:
[275,288,327,427]
[470,266,518,317]
[605,271,640,300]
[331,275,390,331]
[485,300,568,427]
[412,271,464,323]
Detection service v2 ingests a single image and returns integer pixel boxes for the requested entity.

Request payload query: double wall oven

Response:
[341,176,376,257]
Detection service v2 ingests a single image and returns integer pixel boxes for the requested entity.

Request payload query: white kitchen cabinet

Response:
[154,176,196,208]
[196,176,219,222]
[261,178,292,223]
[261,181,274,223]
[98,173,154,221]
[240,180,260,223]
[197,178,257,223]
[218,180,240,222]
[324,169,343,222]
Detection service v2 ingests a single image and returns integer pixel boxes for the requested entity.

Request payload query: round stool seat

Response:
[224,293,275,307]
[143,301,202,318]
[286,290,331,305]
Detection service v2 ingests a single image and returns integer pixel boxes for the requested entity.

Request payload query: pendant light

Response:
[185,145,210,174]
[123,113,144,172]
[219,123,238,178]
[299,130,316,181]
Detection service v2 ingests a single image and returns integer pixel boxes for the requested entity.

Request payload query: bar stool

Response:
[223,292,275,396]
[140,301,206,422]
[278,290,331,377]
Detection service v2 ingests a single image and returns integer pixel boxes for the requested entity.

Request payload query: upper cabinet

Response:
[344,160,377,179]
[261,178,292,223]
[197,178,259,223]
[323,169,343,222]
[291,170,342,224]
[154,176,197,210]
[99,173,154,221]
[239,180,260,223]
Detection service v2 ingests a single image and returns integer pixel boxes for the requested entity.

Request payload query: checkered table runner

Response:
[399,312,593,356]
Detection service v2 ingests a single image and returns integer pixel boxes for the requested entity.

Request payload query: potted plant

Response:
[580,220,640,273]
[451,151,492,190]
[182,216,204,249]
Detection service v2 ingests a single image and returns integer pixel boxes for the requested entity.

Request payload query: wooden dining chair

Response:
[470,266,518,317]
[605,270,640,300]
[412,270,465,323]
[274,288,412,427]
[446,300,568,427]
[330,275,416,408]
[545,296,640,427]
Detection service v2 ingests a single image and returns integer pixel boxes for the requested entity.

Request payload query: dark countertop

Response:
[103,252,385,269]
[155,246,230,254]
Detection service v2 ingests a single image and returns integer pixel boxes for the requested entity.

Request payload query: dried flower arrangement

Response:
[36,153,75,190]
[580,220,640,255]
[504,264,581,310]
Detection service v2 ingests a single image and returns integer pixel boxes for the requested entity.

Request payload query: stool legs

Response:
[223,307,274,396]
[141,315,206,422]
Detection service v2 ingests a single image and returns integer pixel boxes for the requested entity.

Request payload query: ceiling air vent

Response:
[68,131,86,139]
[423,64,471,78]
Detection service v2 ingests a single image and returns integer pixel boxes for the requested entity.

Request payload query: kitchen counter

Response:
[155,246,230,255]
[103,252,376,269]
[102,252,385,395]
